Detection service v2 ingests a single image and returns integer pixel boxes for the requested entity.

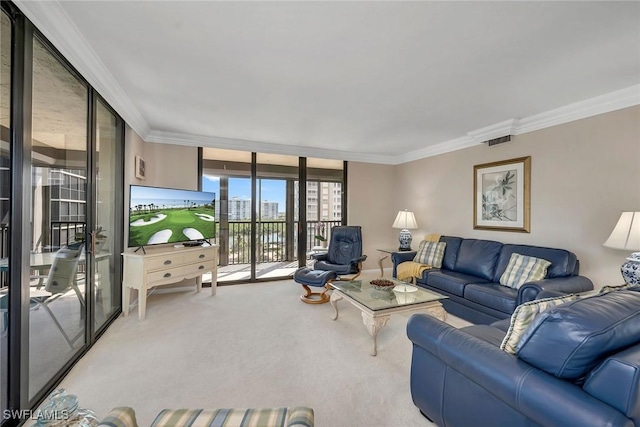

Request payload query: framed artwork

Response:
[474,156,531,232]
[135,155,146,180]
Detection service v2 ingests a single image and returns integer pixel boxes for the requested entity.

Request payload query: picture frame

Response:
[473,156,530,232]
[135,155,146,180]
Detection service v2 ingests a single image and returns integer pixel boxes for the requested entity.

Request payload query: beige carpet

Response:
[55,270,469,426]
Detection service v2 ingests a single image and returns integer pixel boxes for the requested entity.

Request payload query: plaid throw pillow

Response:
[500,294,578,354]
[413,241,446,268]
[500,253,551,289]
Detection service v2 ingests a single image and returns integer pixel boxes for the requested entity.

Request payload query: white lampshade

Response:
[603,212,640,250]
[392,210,418,230]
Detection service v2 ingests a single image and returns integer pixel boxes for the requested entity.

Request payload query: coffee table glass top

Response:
[329,278,447,311]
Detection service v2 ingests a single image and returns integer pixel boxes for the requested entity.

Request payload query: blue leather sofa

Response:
[406,287,640,427]
[392,236,593,324]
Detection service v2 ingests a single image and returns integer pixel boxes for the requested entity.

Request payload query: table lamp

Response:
[392,209,418,251]
[603,211,640,285]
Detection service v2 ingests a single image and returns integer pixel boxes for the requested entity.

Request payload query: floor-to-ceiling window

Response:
[0,3,124,422]
[256,153,299,280]
[29,35,88,399]
[93,100,121,331]
[0,8,11,417]
[203,149,346,284]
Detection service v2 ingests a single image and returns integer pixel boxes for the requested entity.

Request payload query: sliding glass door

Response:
[29,36,88,398]
[255,153,299,280]
[93,100,121,331]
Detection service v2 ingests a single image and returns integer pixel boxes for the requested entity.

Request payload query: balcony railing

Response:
[215,220,341,265]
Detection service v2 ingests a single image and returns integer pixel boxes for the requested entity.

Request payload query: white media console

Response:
[121,244,219,320]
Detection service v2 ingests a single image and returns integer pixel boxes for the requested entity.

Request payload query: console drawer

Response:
[184,250,215,264]
[148,266,184,285]
[147,254,184,272]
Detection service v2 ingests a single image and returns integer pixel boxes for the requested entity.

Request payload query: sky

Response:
[202,176,286,208]
[130,185,215,208]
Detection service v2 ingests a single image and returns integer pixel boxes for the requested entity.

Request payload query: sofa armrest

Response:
[98,407,139,427]
[406,314,632,427]
[350,255,367,265]
[287,406,315,427]
[517,275,594,305]
[391,251,416,277]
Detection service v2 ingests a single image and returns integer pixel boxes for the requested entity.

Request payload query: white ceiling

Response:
[15,1,640,164]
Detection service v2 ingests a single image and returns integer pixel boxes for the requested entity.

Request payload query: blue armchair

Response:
[294,226,367,304]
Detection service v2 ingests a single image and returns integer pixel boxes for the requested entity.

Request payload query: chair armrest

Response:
[391,251,416,278]
[406,314,632,427]
[350,255,367,264]
[517,275,594,305]
[310,253,328,262]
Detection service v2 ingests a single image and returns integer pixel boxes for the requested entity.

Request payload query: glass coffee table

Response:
[329,278,448,356]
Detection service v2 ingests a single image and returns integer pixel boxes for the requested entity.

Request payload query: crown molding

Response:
[467,119,520,144]
[13,0,151,138]
[392,135,481,165]
[514,84,640,135]
[390,84,640,165]
[146,130,396,165]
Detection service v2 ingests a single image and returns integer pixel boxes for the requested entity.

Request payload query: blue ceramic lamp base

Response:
[621,252,640,286]
[398,229,413,251]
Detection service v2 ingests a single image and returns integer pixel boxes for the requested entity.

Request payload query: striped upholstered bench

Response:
[98,406,314,427]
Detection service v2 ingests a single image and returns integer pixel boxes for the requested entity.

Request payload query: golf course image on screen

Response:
[128,185,216,247]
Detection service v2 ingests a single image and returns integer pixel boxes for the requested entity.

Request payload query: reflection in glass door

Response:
[29,37,88,398]
[93,100,120,331]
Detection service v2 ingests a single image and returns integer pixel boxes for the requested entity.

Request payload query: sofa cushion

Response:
[426,270,490,297]
[454,239,502,281]
[440,236,463,271]
[493,244,578,282]
[464,284,518,314]
[499,253,551,289]
[517,288,640,380]
[413,241,446,268]
[500,294,579,354]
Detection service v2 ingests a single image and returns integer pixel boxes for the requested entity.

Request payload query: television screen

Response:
[128,185,216,247]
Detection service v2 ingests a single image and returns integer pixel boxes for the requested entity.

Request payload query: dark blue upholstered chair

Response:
[294,226,367,304]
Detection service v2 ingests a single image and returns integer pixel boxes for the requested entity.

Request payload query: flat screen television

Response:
[128,185,216,247]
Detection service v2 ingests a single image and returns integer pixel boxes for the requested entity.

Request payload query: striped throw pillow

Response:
[499,253,551,289]
[500,294,578,354]
[599,283,633,294]
[413,241,446,268]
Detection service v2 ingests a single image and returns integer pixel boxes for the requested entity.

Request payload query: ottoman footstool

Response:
[293,267,337,304]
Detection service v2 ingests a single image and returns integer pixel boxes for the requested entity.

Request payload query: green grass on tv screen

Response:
[128,207,215,247]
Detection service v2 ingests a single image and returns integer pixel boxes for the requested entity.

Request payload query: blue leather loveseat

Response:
[392,236,593,324]
[406,287,640,427]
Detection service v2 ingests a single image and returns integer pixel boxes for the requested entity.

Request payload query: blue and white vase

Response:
[398,229,413,251]
[621,252,640,286]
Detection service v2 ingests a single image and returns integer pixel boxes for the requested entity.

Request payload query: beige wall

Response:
[349,106,640,289]
[122,127,200,289]
[347,162,397,271]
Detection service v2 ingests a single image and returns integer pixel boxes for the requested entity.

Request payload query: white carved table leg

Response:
[425,304,447,322]
[378,255,389,277]
[330,292,343,320]
[362,313,390,356]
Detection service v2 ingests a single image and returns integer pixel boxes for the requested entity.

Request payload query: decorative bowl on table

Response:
[370,279,395,292]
